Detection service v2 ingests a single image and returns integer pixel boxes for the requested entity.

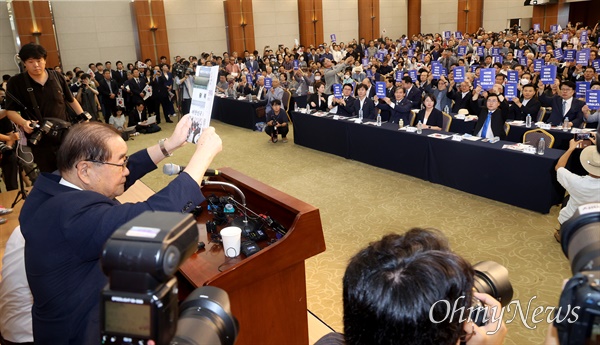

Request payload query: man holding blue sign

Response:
[583,82,600,130]
[331,83,356,116]
[538,80,585,127]
[508,84,541,121]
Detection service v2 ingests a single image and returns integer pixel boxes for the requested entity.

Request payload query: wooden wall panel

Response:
[224,0,256,55]
[358,0,380,41]
[133,0,171,64]
[11,0,59,68]
[532,0,569,32]
[457,0,483,35]
[298,0,323,47]
[407,0,421,38]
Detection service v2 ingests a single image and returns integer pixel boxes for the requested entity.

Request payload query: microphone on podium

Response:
[163,163,219,177]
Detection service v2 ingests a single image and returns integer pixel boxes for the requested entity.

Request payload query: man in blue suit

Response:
[538,80,585,128]
[19,117,222,344]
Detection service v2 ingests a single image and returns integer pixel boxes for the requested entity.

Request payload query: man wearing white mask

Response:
[508,83,541,121]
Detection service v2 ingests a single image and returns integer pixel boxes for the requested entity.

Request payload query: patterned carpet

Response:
[134,119,571,344]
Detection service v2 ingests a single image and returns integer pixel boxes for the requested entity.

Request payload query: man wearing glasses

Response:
[473,94,507,140]
[538,80,585,128]
[18,116,222,344]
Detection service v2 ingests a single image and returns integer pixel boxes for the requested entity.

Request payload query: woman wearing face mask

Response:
[298,55,307,68]
[342,69,354,85]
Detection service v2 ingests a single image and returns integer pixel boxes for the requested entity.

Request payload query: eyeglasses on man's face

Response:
[86,156,129,170]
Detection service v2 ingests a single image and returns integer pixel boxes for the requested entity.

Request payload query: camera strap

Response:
[21,73,44,122]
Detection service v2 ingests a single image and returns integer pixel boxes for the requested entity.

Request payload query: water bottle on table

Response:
[525,114,531,128]
[537,137,545,155]
[398,119,404,129]
[417,120,423,134]
[376,114,382,126]
[358,109,363,122]
[563,117,569,132]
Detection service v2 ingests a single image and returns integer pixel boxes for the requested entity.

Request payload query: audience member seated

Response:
[315,228,507,345]
[330,84,356,116]
[265,78,284,113]
[402,76,422,109]
[507,84,541,121]
[308,81,329,111]
[353,83,377,120]
[538,80,585,128]
[374,86,411,124]
[265,99,289,143]
[473,93,506,139]
[415,93,444,130]
[128,102,161,134]
[448,80,473,113]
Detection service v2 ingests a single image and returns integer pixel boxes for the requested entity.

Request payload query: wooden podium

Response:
[177,168,326,345]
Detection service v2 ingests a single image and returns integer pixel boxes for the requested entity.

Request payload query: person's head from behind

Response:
[343,228,475,345]
[57,122,129,200]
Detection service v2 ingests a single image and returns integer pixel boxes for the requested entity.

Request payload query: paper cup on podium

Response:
[220,226,242,258]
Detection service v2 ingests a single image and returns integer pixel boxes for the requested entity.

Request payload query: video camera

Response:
[555,203,600,345]
[173,60,191,79]
[100,211,239,345]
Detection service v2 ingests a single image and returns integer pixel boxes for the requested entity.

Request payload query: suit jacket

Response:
[473,109,506,139]
[539,94,585,127]
[507,97,541,121]
[377,98,411,124]
[448,88,472,113]
[416,108,445,129]
[20,150,204,345]
[308,93,329,111]
[97,78,118,100]
[354,97,377,120]
[245,60,260,73]
[335,96,356,116]
[405,86,422,109]
[124,76,147,105]
[252,85,267,100]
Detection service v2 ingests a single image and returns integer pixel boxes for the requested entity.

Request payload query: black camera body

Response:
[28,117,72,146]
[556,203,600,345]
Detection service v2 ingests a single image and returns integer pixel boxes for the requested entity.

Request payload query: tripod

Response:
[11,165,29,208]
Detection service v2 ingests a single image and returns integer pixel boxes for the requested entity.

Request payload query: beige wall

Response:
[421,0,458,34]
[52,1,137,71]
[483,0,534,33]
[164,0,227,59]
[0,2,20,77]
[380,0,407,40]
[253,0,299,51]
[322,0,358,45]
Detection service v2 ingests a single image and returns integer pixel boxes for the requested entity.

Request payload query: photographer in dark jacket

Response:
[0,88,19,191]
[4,43,84,172]
[265,99,289,143]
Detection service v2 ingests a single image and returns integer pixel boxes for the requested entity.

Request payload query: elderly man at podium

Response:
[19,116,222,344]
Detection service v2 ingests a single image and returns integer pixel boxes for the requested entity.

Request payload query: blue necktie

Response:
[481,112,492,137]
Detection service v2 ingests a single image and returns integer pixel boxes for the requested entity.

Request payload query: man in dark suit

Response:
[473,93,506,139]
[448,81,472,113]
[507,84,541,121]
[402,76,421,109]
[252,76,267,100]
[98,69,119,123]
[124,68,147,107]
[331,83,356,116]
[360,78,377,99]
[353,83,377,119]
[538,80,585,128]
[19,120,222,345]
[112,60,127,88]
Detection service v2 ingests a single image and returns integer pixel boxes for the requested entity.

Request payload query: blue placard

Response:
[444,31,451,40]
[246,74,253,86]
[538,45,546,54]
[395,70,402,81]
[375,81,387,98]
[366,69,373,78]
[473,79,478,88]
[554,48,564,61]
[493,55,503,64]
[533,59,544,72]
[576,82,590,98]
[540,65,556,85]
[507,70,518,83]
[519,56,528,65]
[411,42,417,49]
[432,62,443,78]
[491,48,500,56]
[362,57,369,67]
[455,31,463,40]
[576,49,590,65]
[293,60,299,70]
[408,70,418,82]
[505,83,518,100]
[587,90,600,109]
[265,77,272,89]
[565,49,576,62]
[476,46,485,57]
[515,49,523,58]
[533,23,540,31]
[376,53,384,62]
[401,38,406,46]
[593,60,600,73]
[457,46,467,56]
[581,31,588,44]
[470,65,479,73]
[333,83,342,98]
[479,68,495,90]
[453,66,465,83]
[330,34,336,42]
[562,34,569,42]
[408,49,415,58]
[550,24,558,33]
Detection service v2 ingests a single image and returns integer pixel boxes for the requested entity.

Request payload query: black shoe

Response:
[166,120,173,123]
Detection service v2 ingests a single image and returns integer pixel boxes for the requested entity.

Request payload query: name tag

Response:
[570,128,582,134]
[354,119,362,124]
[333,115,340,120]
[451,134,463,141]
[538,123,551,130]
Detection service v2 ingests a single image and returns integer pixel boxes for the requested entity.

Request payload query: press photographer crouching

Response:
[265,99,289,143]
[19,116,222,344]
[4,43,89,172]
[315,228,509,345]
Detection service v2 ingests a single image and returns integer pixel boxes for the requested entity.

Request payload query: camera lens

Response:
[472,261,514,306]
[560,205,600,274]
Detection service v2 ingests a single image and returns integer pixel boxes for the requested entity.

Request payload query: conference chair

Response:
[536,107,546,123]
[282,89,292,112]
[523,128,555,148]
[504,122,511,137]
[442,112,452,132]
[409,109,417,126]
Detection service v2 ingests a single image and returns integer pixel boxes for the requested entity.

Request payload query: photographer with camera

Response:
[316,228,507,345]
[18,116,222,344]
[0,88,20,191]
[75,73,101,122]
[265,99,289,143]
[4,43,85,172]
[174,66,193,115]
